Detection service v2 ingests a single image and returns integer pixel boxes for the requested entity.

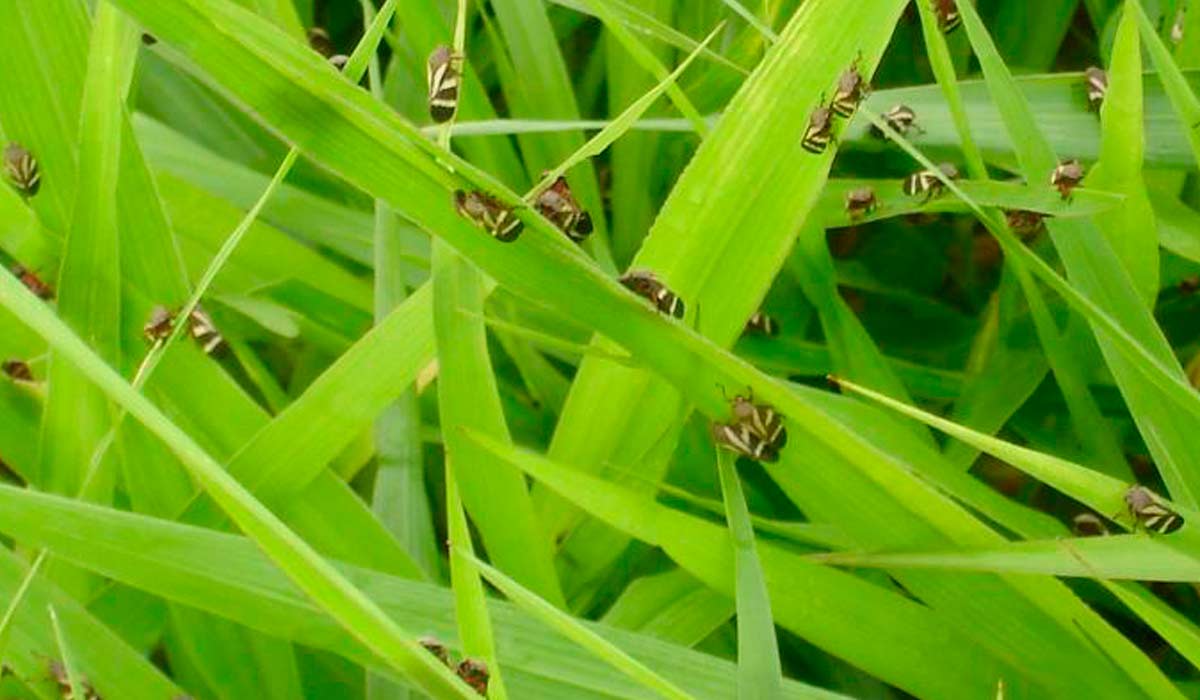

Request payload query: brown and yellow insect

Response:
[802,104,835,154]
[2,360,32,382]
[418,636,450,667]
[1004,209,1046,240]
[4,143,40,198]
[1071,513,1109,537]
[307,27,335,57]
[932,0,961,33]
[831,56,870,118]
[845,186,878,219]
[872,104,923,139]
[727,390,787,449]
[455,190,524,242]
[188,307,225,355]
[1125,486,1184,534]
[1050,160,1084,200]
[535,175,593,243]
[427,45,464,123]
[455,658,490,696]
[143,305,174,344]
[711,421,779,463]
[1083,66,1108,112]
[744,310,779,336]
[619,269,684,318]
[903,162,959,202]
[11,264,53,300]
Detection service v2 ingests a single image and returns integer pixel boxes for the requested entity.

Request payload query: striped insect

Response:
[1083,66,1108,112]
[711,420,779,463]
[932,0,961,33]
[744,310,779,336]
[455,658,490,696]
[1125,485,1184,534]
[4,143,40,198]
[2,360,32,382]
[455,189,524,242]
[1071,512,1109,537]
[188,307,225,355]
[328,54,349,71]
[427,45,464,124]
[1181,275,1199,295]
[801,104,835,154]
[619,269,684,318]
[831,56,870,118]
[1050,160,1084,200]
[143,305,175,344]
[11,265,53,300]
[870,104,923,138]
[726,389,787,449]
[845,186,877,219]
[1172,7,1186,44]
[307,27,335,57]
[535,175,593,242]
[1004,209,1046,240]
[903,162,959,202]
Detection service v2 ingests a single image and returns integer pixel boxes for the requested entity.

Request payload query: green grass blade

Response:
[461,430,1034,698]
[549,0,751,75]
[530,24,719,199]
[1137,0,1200,169]
[48,605,85,700]
[0,550,185,698]
[0,270,474,697]
[447,465,510,699]
[600,570,734,647]
[715,449,783,699]
[468,550,697,700]
[820,535,1200,580]
[582,0,711,136]
[1091,0,1159,303]
[39,1,135,498]
[0,484,844,699]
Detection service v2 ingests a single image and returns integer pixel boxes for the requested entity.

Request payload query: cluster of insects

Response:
[418,636,489,696]
[803,55,869,154]
[4,142,40,199]
[143,305,225,355]
[903,162,959,202]
[711,389,788,463]
[619,269,685,318]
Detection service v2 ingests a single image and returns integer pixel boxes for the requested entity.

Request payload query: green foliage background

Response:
[1,0,1200,697]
